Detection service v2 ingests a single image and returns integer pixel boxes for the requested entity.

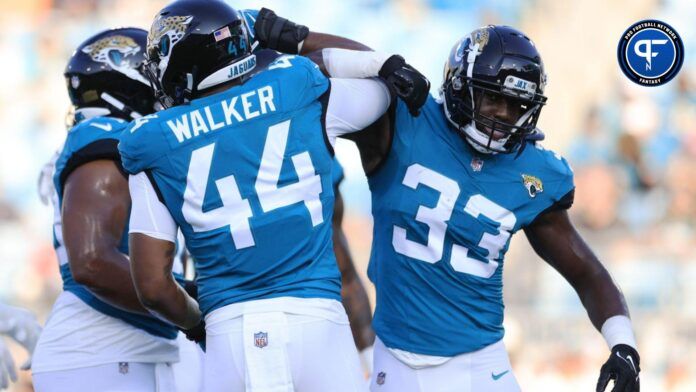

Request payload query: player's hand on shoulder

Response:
[378,55,430,117]
[596,344,640,392]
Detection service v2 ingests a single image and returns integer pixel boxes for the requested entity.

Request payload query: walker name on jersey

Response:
[167,85,277,143]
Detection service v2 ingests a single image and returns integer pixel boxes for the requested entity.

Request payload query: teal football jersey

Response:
[119,55,341,316]
[367,97,574,356]
[53,117,178,339]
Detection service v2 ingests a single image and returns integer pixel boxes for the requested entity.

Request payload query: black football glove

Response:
[254,8,309,54]
[180,320,206,344]
[179,280,206,350]
[378,55,430,117]
[596,344,640,392]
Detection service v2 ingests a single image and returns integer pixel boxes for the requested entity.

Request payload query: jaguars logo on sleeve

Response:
[521,174,543,198]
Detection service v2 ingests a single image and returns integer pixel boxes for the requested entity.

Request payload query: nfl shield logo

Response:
[376,371,386,385]
[471,157,484,172]
[254,331,268,348]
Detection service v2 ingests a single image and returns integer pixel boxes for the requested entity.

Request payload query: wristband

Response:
[601,315,637,350]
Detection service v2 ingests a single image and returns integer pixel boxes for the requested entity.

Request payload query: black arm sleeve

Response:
[528,188,575,226]
[59,139,126,192]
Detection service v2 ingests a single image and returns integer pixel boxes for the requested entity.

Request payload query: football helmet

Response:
[65,28,154,123]
[144,0,256,107]
[441,25,547,154]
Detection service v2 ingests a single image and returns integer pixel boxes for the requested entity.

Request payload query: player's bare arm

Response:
[128,233,201,330]
[524,209,629,328]
[332,188,375,351]
[524,209,640,392]
[62,159,148,314]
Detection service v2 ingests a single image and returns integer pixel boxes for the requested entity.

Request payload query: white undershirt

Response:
[324,78,390,146]
[128,172,177,242]
[129,77,390,241]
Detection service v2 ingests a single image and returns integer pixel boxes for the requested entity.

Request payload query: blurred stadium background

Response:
[0,0,694,390]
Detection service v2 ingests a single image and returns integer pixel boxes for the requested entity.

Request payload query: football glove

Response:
[596,344,640,392]
[378,55,431,117]
[180,321,206,345]
[0,304,42,370]
[0,339,17,390]
[254,8,309,54]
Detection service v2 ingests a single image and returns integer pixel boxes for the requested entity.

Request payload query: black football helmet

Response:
[65,28,155,123]
[441,25,547,154]
[144,0,256,108]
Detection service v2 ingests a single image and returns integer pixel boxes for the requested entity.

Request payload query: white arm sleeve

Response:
[128,172,178,243]
[322,48,391,78]
[325,78,391,147]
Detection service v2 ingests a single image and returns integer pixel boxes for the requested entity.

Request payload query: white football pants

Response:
[32,362,175,392]
[172,334,205,392]
[202,310,365,391]
[370,337,520,392]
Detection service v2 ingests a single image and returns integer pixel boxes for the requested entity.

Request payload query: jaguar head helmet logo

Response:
[81,35,148,84]
[82,35,141,69]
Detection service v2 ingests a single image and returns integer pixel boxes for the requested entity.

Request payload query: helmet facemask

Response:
[443,74,545,154]
[66,70,154,122]
[441,26,548,154]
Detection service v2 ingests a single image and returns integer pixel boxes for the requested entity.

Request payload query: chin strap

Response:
[512,105,541,158]
[184,72,195,103]
[100,92,143,119]
[74,92,145,124]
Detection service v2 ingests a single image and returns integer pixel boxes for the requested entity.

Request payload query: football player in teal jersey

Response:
[253,43,377,375]
[31,28,192,391]
[119,1,426,390]
[244,34,379,370]
[254,10,640,392]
